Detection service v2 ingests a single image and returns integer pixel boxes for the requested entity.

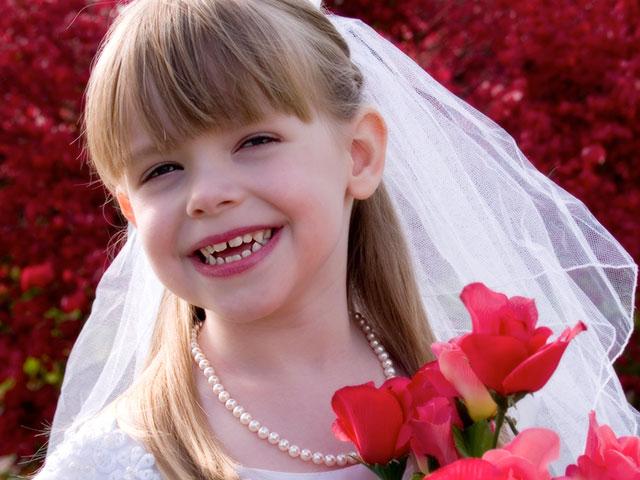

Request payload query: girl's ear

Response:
[115,187,137,226]
[346,106,387,200]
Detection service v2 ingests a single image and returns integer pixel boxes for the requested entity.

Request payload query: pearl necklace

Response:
[190,312,397,468]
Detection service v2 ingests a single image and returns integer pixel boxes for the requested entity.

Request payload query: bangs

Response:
[84,0,336,190]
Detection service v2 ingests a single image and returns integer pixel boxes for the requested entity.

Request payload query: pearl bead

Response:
[198,359,209,369]
[363,325,371,333]
[191,347,201,356]
[288,445,301,457]
[366,333,375,340]
[381,359,393,368]
[354,312,362,319]
[369,340,380,348]
[374,345,385,354]
[300,449,312,461]
[378,352,389,361]
[218,391,230,403]
[225,399,237,410]
[324,455,336,467]
[194,353,204,363]
[268,432,280,444]
[239,412,252,425]
[312,452,324,465]
[384,367,396,377]
[248,420,260,432]
[207,376,220,385]
[347,452,358,464]
[257,426,269,439]
[278,439,290,451]
[232,406,245,418]
[203,367,215,377]
[212,383,224,394]
[336,455,347,466]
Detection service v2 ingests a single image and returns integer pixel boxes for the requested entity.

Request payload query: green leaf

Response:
[9,266,20,282]
[453,425,470,458]
[366,457,408,480]
[20,288,42,301]
[465,420,494,457]
[0,378,16,400]
[44,370,61,385]
[411,474,424,480]
[453,420,494,458]
[23,357,41,377]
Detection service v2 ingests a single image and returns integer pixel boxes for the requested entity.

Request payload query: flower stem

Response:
[492,406,506,448]
[505,415,519,436]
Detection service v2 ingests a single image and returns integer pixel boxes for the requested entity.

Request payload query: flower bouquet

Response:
[331,283,640,479]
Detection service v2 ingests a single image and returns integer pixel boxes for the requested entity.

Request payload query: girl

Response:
[33,0,637,478]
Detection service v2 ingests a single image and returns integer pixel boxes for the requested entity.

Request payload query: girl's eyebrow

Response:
[130,144,174,163]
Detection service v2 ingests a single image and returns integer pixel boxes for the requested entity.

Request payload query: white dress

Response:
[34,412,400,479]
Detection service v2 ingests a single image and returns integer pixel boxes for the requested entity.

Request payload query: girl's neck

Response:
[198,296,366,382]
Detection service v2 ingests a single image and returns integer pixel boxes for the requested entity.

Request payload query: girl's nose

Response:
[185,171,244,218]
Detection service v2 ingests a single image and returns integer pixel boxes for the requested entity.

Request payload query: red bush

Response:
[0,0,118,472]
[0,0,638,474]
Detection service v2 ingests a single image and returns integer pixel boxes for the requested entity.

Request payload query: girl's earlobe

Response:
[347,106,388,200]
[116,189,137,226]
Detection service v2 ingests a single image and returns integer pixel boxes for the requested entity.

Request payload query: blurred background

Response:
[1,0,638,477]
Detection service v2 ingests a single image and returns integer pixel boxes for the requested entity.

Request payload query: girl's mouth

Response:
[193,226,282,265]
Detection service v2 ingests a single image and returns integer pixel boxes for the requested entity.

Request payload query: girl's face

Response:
[119,106,359,322]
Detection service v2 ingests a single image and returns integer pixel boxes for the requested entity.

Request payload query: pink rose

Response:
[563,410,640,480]
[424,428,559,479]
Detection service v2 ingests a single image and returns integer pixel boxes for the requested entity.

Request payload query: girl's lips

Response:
[190,226,283,278]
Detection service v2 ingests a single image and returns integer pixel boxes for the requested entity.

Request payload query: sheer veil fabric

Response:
[44,0,638,475]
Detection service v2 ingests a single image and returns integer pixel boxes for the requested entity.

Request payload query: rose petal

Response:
[427,458,502,479]
[331,382,407,465]
[436,343,497,420]
[502,323,585,394]
[460,283,510,335]
[460,334,529,394]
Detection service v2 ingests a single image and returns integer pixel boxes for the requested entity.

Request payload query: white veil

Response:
[43,3,638,476]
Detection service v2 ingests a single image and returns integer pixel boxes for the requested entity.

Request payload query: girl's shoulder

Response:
[33,407,162,480]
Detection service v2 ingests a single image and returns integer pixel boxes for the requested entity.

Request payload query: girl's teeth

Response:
[200,227,277,265]
[225,254,242,264]
[228,236,243,248]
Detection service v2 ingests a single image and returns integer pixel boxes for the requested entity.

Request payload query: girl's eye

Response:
[143,163,182,182]
[239,135,277,149]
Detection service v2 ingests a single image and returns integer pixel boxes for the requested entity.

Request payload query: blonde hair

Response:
[82,0,435,477]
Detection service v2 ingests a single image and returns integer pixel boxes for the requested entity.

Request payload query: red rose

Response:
[562,411,640,480]
[331,378,411,465]
[458,282,586,396]
[20,262,55,291]
[410,397,461,468]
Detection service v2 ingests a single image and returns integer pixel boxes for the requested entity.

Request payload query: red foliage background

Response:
[0,0,638,475]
